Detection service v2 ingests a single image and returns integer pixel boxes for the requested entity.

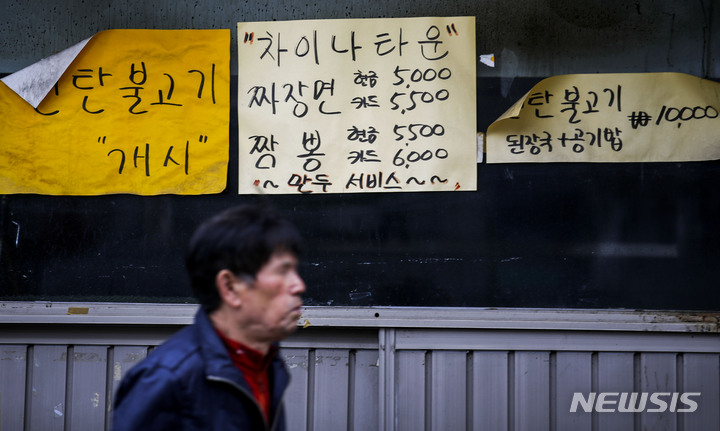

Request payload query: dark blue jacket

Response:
[112,309,290,431]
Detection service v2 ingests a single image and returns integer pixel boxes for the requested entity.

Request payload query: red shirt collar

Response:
[214,329,277,373]
[214,329,278,422]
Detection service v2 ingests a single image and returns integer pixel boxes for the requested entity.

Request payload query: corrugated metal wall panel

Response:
[554,352,593,431]
[1,326,719,430]
[514,352,551,430]
[596,352,635,430]
[471,351,509,431]
[29,345,67,431]
[311,348,350,430]
[68,346,108,431]
[683,354,720,430]
[0,345,27,431]
[639,353,677,431]
[395,350,426,431]
[350,350,380,431]
[280,347,310,430]
[430,351,468,431]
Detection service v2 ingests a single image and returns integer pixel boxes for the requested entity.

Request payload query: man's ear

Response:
[215,269,246,308]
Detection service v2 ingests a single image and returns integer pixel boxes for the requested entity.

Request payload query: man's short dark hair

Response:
[186,204,301,312]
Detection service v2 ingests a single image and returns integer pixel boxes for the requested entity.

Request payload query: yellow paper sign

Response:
[237,17,476,194]
[0,29,230,195]
[486,73,720,163]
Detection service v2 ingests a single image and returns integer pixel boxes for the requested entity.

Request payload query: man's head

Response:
[186,204,302,314]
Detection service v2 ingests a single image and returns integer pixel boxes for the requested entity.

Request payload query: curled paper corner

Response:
[1,36,92,108]
[487,75,578,137]
[491,69,575,125]
[494,89,530,121]
[479,53,495,67]
[491,74,573,123]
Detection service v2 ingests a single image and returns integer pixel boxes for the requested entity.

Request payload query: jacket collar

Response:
[193,307,292,429]
[194,308,252,390]
[193,308,290,391]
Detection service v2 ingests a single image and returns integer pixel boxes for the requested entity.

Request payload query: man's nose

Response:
[290,271,306,294]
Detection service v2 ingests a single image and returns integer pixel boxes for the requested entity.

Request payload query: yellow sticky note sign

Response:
[237,17,477,194]
[486,73,720,163]
[0,29,230,195]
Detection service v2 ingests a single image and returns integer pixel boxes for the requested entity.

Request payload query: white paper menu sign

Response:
[237,17,477,194]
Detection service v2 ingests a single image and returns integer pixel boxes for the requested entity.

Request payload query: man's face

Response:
[240,251,305,342]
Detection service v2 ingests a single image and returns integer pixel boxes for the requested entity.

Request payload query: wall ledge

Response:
[0,302,717,333]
